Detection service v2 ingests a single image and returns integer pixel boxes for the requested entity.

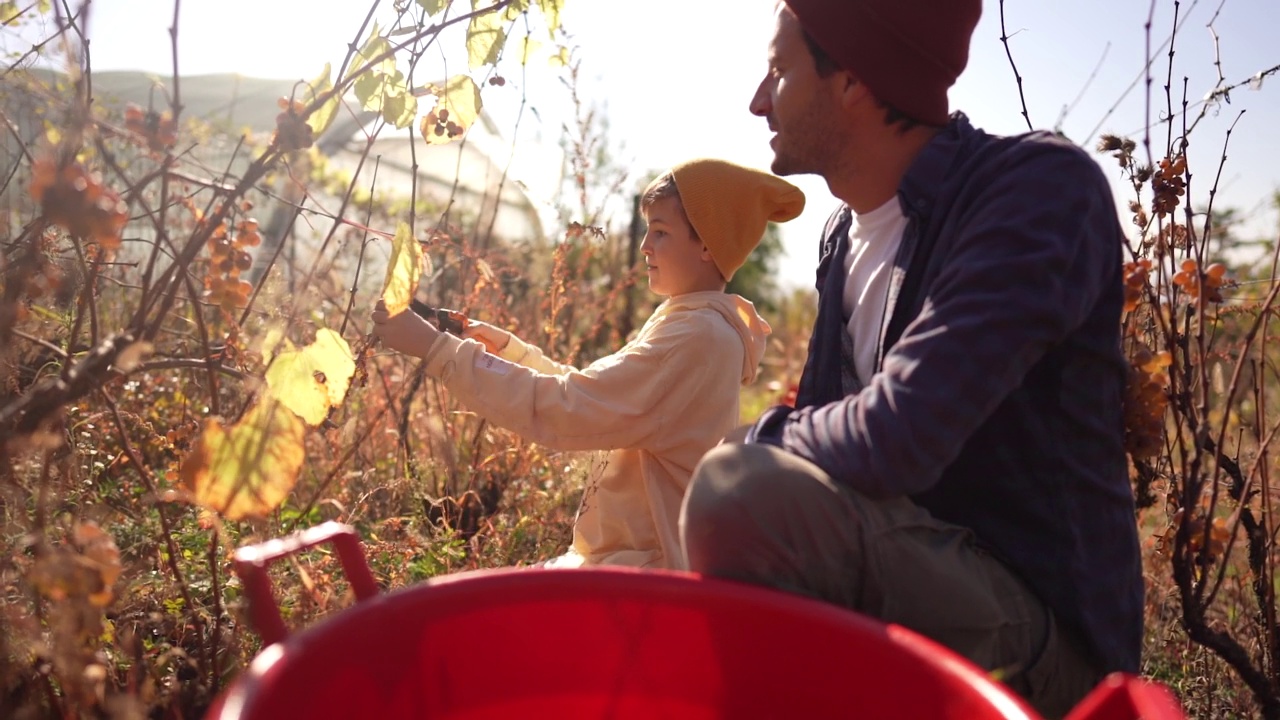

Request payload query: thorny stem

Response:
[238,203,306,327]
[1087,0,1199,148]
[340,158,382,337]
[998,0,1032,132]
[479,12,533,251]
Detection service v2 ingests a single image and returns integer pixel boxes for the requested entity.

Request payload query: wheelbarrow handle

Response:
[232,521,380,647]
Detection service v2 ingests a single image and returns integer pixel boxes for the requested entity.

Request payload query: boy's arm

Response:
[490,331,579,376]
[422,315,724,452]
[455,319,580,376]
[751,143,1123,499]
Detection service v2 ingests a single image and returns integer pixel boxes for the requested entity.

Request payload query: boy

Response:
[372,158,804,568]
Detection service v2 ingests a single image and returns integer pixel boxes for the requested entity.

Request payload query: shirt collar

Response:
[897,111,975,218]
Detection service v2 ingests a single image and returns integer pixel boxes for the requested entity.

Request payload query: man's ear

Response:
[701,245,715,262]
[839,72,868,109]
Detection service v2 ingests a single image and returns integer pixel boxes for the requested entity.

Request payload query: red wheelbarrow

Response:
[207,522,1182,720]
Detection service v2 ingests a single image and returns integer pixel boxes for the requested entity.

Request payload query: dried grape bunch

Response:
[124,103,177,151]
[273,97,315,152]
[28,158,128,249]
[1171,258,1227,306]
[204,215,261,312]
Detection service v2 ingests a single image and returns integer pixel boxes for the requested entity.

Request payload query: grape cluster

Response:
[486,75,507,87]
[1122,258,1151,313]
[1151,155,1187,218]
[423,107,463,139]
[1123,343,1170,460]
[1172,258,1227,305]
[272,97,315,152]
[28,157,128,250]
[124,103,177,152]
[203,216,261,312]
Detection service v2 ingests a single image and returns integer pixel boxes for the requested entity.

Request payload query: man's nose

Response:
[749,80,771,117]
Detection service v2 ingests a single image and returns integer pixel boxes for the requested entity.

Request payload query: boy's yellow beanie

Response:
[669,159,805,281]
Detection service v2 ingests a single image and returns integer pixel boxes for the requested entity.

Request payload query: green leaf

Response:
[384,89,418,130]
[181,398,307,520]
[265,328,356,426]
[416,0,448,16]
[352,28,418,129]
[466,2,507,68]
[353,71,381,110]
[302,63,340,138]
[381,221,424,316]
[420,74,482,145]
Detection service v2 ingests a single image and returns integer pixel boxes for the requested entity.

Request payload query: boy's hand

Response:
[461,320,511,354]
[371,300,439,359]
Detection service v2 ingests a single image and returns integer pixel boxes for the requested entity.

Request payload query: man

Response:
[679,1,1144,716]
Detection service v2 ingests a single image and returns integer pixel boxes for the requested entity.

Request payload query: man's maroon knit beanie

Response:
[784,0,982,126]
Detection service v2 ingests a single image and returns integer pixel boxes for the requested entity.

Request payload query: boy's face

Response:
[640,196,722,297]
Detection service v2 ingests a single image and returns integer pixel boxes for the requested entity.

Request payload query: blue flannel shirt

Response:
[749,113,1144,674]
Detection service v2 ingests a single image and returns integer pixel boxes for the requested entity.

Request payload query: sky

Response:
[5,0,1278,290]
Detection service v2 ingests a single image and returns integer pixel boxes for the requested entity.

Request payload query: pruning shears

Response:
[409,299,468,336]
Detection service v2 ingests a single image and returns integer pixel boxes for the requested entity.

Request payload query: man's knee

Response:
[681,442,850,570]
[682,442,782,531]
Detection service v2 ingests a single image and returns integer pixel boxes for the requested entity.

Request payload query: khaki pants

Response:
[679,443,1102,719]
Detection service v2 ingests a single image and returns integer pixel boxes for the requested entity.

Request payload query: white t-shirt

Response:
[842,198,908,385]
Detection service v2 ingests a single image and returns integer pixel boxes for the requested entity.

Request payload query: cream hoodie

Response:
[421,291,770,569]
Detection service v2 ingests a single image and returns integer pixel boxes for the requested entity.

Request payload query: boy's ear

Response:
[701,245,715,262]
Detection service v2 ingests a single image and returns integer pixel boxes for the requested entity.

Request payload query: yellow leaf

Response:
[536,0,563,38]
[519,37,543,66]
[548,45,571,68]
[265,328,356,426]
[466,2,507,68]
[302,63,341,138]
[416,0,448,16]
[181,398,307,520]
[420,74,482,146]
[381,221,423,316]
[503,0,530,21]
[257,324,292,363]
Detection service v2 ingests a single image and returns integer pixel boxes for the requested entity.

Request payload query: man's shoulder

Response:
[966,125,1105,179]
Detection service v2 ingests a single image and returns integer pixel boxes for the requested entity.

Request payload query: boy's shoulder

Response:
[644,296,742,340]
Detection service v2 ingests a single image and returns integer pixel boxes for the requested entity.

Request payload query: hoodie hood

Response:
[655,291,771,384]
